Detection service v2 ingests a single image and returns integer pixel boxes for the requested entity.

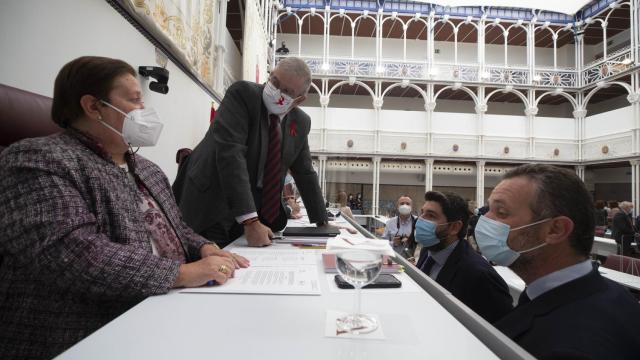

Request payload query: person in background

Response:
[594,200,608,237]
[354,192,363,210]
[172,57,327,248]
[283,173,302,219]
[347,193,355,209]
[612,201,637,256]
[382,195,417,259]
[608,201,620,223]
[0,56,249,359]
[336,190,354,220]
[466,204,489,253]
[416,191,512,322]
[476,164,640,359]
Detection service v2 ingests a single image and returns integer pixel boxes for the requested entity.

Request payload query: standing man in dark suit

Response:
[475,164,640,359]
[173,57,327,247]
[415,191,513,323]
[612,201,637,255]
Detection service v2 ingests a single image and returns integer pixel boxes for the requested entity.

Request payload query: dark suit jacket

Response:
[417,240,513,322]
[612,211,635,244]
[494,269,640,359]
[173,81,327,234]
[0,130,209,359]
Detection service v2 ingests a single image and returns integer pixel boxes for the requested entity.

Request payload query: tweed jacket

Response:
[0,129,210,359]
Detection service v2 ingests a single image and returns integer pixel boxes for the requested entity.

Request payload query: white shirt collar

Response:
[526,259,593,300]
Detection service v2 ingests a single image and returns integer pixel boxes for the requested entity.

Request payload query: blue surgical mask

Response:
[415,218,451,247]
[475,216,551,266]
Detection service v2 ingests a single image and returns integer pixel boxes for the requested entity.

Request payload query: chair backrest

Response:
[0,83,60,152]
[603,254,640,276]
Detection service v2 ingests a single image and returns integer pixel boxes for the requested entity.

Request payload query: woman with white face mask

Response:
[0,56,249,359]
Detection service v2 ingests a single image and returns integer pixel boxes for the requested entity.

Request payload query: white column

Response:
[573,108,587,162]
[372,156,381,216]
[628,91,640,154]
[426,84,435,154]
[475,88,487,156]
[476,161,486,207]
[631,160,640,217]
[373,81,383,153]
[425,100,436,155]
[528,20,535,85]
[525,103,538,158]
[319,91,330,152]
[575,165,585,181]
[214,0,228,93]
[425,158,434,192]
[318,155,327,199]
[575,30,584,87]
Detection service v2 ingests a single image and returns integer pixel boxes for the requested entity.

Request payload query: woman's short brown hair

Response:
[51,56,136,128]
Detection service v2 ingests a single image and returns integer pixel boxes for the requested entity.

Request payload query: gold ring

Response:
[218,264,228,274]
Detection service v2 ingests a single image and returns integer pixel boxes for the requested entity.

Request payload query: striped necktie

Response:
[260,114,283,224]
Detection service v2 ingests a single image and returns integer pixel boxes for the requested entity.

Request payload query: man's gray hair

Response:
[275,57,312,94]
[621,201,634,211]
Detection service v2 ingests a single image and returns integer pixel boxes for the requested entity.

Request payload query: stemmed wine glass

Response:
[327,202,340,220]
[335,250,384,334]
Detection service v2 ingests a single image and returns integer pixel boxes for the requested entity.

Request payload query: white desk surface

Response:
[495,263,640,293]
[57,213,499,360]
[598,268,640,291]
[592,236,637,257]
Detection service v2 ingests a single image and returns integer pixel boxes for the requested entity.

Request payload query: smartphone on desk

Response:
[334,274,402,289]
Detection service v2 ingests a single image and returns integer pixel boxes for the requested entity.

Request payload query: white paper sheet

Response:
[326,236,395,256]
[229,248,318,266]
[180,266,321,295]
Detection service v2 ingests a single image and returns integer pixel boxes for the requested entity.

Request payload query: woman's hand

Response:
[173,255,235,288]
[200,244,250,269]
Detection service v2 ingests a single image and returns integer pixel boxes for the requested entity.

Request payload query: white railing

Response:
[277,46,636,89]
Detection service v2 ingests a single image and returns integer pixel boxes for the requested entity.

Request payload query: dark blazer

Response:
[417,240,513,322]
[173,81,327,234]
[612,211,635,244]
[0,130,210,359]
[494,268,640,359]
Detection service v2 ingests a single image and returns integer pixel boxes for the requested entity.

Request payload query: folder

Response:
[283,226,340,237]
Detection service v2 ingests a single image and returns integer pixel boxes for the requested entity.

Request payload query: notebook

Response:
[283,226,340,237]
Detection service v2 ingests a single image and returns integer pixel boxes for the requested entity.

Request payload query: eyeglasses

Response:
[269,75,301,99]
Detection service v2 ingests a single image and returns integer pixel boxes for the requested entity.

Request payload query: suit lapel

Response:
[257,98,269,188]
[435,240,465,286]
[280,113,294,169]
[495,269,605,339]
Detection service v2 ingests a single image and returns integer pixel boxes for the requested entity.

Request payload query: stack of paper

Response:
[325,235,395,256]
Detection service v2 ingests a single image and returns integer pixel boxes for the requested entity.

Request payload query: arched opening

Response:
[484,22,506,66]
[379,14,406,61]
[298,12,325,57]
[353,13,378,61]
[275,12,301,56]
[404,17,429,62]
[327,11,357,59]
[506,24,528,67]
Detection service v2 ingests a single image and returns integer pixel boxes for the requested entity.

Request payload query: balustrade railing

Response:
[279,51,635,89]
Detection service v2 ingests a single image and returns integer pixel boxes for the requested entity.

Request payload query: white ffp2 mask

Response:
[99,100,163,147]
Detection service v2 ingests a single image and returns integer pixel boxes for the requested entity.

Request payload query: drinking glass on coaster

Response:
[335,250,384,334]
[327,202,341,221]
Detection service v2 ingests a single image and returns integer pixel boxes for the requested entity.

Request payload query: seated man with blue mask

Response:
[416,191,513,323]
[476,164,640,359]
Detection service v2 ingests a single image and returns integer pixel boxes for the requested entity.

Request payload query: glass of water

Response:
[327,202,340,220]
[335,250,384,334]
